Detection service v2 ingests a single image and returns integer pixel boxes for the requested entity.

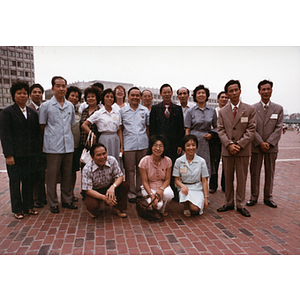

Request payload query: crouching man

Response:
[82,143,129,218]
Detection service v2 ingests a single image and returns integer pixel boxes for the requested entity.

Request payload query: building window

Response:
[11,70,17,76]
[1,59,8,66]
[17,61,23,67]
[3,78,10,85]
[0,49,8,56]
[25,71,29,77]
[17,71,24,76]
[9,60,16,67]
[8,50,15,57]
[3,69,9,75]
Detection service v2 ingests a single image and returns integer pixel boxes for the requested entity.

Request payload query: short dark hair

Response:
[217,91,226,99]
[159,83,173,94]
[258,79,273,91]
[141,90,153,96]
[177,87,190,95]
[29,83,44,95]
[128,87,141,96]
[147,135,168,158]
[84,86,101,104]
[51,76,67,87]
[10,81,29,102]
[92,82,104,91]
[114,85,126,102]
[65,86,82,102]
[101,88,116,106]
[224,80,241,93]
[192,84,210,102]
[90,143,107,158]
[182,134,198,149]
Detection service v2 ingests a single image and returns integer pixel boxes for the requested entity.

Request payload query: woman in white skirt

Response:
[81,88,123,166]
[173,134,209,217]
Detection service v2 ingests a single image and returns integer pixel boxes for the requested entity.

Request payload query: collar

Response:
[261,100,270,108]
[230,101,240,110]
[182,153,199,164]
[195,104,208,111]
[31,101,40,110]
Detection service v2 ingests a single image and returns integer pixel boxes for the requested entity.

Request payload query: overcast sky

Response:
[34,46,300,114]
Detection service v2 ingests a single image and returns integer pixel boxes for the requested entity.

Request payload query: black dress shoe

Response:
[246,200,257,206]
[128,198,137,203]
[34,202,43,208]
[72,196,78,202]
[217,205,235,212]
[50,206,59,213]
[209,189,216,194]
[237,207,251,217]
[61,202,78,209]
[264,200,277,208]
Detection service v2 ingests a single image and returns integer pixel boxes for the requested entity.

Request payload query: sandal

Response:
[162,211,169,217]
[89,212,98,219]
[28,209,38,215]
[14,212,24,219]
[183,209,191,217]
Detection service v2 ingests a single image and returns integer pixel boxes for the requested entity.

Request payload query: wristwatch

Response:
[113,183,117,188]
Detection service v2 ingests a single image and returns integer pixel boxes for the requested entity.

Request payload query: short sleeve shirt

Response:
[173,154,209,183]
[119,104,149,151]
[39,96,75,153]
[87,107,121,133]
[82,156,123,190]
[138,155,172,190]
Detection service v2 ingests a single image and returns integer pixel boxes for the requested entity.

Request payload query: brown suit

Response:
[250,101,283,202]
[217,102,256,208]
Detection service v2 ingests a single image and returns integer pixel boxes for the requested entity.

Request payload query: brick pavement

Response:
[0,130,299,255]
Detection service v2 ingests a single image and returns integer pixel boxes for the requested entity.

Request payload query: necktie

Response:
[264,105,268,115]
[164,105,170,119]
[233,106,237,118]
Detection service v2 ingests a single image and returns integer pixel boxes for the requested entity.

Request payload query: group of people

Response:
[0,76,283,221]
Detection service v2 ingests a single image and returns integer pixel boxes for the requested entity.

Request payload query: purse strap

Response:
[85,131,94,148]
[139,193,161,209]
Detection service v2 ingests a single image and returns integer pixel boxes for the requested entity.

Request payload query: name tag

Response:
[270,114,278,119]
[241,117,248,123]
[180,167,187,174]
[113,116,119,121]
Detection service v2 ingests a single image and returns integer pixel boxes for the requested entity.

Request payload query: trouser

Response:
[85,181,129,216]
[250,152,277,202]
[46,153,73,207]
[6,156,36,213]
[222,155,250,209]
[33,153,46,203]
[123,149,147,198]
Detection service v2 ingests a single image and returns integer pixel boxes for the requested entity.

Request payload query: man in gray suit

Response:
[217,80,256,217]
[247,80,283,208]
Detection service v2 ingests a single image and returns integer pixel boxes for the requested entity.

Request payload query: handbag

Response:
[80,131,94,164]
[135,194,164,222]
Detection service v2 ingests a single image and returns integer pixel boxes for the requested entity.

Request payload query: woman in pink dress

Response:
[138,135,174,217]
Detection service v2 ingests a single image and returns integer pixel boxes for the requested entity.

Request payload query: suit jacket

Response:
[251,101,283,153]
[149,101,184,160]
[27,102,40,114]
[0,103,41,158]
[217,102,256,157]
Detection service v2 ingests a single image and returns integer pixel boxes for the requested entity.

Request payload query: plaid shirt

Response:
[82,156,123,190]
[80,106,99,147]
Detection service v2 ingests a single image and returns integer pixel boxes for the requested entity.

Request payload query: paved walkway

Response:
[0,130,299,255]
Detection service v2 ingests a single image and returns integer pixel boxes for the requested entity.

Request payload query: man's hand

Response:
[228,143,241,155]
[6,156,15,165]
[105,186,117,207]
[259,142,270,152]
[204,133,212,140]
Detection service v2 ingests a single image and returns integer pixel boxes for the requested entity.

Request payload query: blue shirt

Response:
[39,96,75,154]
[119,104,149,151]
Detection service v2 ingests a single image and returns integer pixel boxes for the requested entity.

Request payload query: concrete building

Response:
[0,46,35,110]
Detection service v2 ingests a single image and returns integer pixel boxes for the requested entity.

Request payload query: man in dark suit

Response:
[247,80,283,208]
[0,81,41,219]
[28,83,47,208]
[149,83,185,200]
[217,80,256,217]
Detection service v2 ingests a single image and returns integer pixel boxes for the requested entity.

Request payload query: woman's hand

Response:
[204,133,212,140]
[181,184,189,196]
[204,197,209,210]
[6,156,15,165]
